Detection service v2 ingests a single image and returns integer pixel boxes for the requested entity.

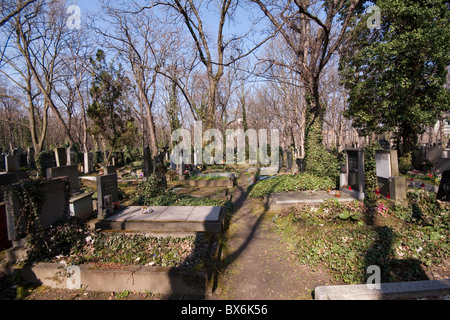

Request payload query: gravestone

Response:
[260,166,278,176]
[96,173,119,218]
[5,178,70,245]
[19,153,27,168]
[437,170,450,201]
[426,147,443,163]
[103,165,116,175]
[286,150,293,170]
[27,147,35,169]
[46,165,94,219]
[341,149,365,200]
[442,149,450,159]
[55,148,67,167]
[0,154,5,171]
[375,150,405,202]
[0,202,11,250]
[178,152,185,180]
[83,152,94,174]
[66,147,75,165]
[0,172,28,202]
[375,150,399,178]
[5,155,21,172]
[143,146,153,177]
[46,165,80,194]
[436,158,450,174]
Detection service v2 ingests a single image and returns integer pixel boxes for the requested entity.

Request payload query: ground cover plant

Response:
[17,215,218,274]
[134,174,234,211]
[248,172,335,198]
[51,232,217,272]
[273,190,449,284]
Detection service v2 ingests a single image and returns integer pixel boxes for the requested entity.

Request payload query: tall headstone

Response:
[0,154,5,171]
[341,149,365,200]
[375,150,399,179]
[375,149,405,202]
[66,147,75,165]
[286,150,293,170]
[5,155,20,172]
[143,146,153,177]
[83,152,94,174]
[55,148,67,167]
[27,147,35,169]
[96,173,119,218]
[437,170,450,201]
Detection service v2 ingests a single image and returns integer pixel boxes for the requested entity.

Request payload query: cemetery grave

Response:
[1,146,448,300]
[0,146,232,297]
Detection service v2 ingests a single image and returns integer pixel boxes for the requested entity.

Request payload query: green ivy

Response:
[248,173,335,198]
[9,178,72,264]
[274,192,449,284]
[363,142,382,204]
[35,151,54,177]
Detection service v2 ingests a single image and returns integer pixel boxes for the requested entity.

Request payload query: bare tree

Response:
[135,0,284,130]
[0,0,37,28]
[14,0,75,145]
[93,1,179,163]
[249,0,361,177]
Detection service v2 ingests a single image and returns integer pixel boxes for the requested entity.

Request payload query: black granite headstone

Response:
[96,173,119,217]
[437,170,450,201]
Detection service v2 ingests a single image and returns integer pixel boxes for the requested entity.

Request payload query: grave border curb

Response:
[13,262,208,296]
[314,278,450,300]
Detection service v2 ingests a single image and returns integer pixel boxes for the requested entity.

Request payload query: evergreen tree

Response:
[87,49,139,165]
[340,0,450,157]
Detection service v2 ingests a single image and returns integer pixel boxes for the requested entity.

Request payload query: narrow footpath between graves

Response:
[210,172,333,300]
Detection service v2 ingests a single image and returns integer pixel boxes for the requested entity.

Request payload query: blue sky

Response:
[68,0,258,41]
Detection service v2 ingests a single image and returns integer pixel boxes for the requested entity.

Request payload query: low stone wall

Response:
[15,262,207,296]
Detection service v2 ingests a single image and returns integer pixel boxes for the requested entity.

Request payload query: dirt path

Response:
[212,172,332,300]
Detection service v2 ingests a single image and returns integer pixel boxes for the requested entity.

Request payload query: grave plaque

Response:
[96,173,119,218]
[437,170,450,201]
[375,152,391,179]
[347,150,359,190]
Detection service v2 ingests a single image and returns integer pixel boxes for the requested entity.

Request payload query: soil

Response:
[1,169,448,300]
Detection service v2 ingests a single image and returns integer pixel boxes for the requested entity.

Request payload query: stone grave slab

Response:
[154,206,195,221]
[105,206,168,222]
[96,205,224,235]
[186,206,221,222]
[266,190,357,211]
